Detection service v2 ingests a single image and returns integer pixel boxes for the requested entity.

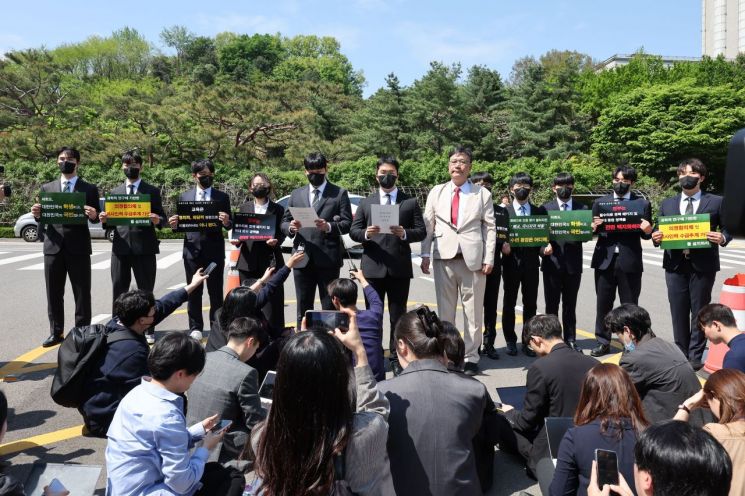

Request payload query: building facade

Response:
[702,0,745,58]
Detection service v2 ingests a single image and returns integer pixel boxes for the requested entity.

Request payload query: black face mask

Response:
[557,186,573,200]
[514,187,530,201]
[307,173,325,187]
[378,173,397,189]
[252,186,269,199]
[59,161,76,174]
[198,175,213,189]
[613,182,630,196]
[679,176,699,191]
[124,166,140,180]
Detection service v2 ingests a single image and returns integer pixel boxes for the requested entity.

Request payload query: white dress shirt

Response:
[512,199,531,216]
[60,175,78,192]
[558,198,573,210]
[125,178,142,194]
[451,180,473,226]
[379,187,398,205]
[254,201,269,214]
[308,180,328,206]
[196,187,212,201]
[679,190,702,215]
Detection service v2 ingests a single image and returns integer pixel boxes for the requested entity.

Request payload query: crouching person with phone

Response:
[106,333,244,496]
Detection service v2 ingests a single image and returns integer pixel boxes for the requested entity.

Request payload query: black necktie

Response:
[385,194,391,205]
[129,184,135,195]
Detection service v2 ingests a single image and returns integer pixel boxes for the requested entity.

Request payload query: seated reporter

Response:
[250,307,394,495]
[674,368,745,496]
[106,333,243,496]
[605,304,703,423]
[378,307,487,496]
[80,270,209,437]
[549,363,648,496]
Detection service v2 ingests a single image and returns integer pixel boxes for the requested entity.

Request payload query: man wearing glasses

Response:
[589,165,653,356]
[420,146,496,375]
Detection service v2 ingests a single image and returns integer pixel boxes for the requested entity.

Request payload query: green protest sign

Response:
[548,210,593,242]
[658,213,711,250]
[104,194,152,226]
[509,215,550,247]
[40,192,87,225]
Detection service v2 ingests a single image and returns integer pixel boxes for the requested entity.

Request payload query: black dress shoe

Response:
[506,342,518,356]
[464,362,479,376]
[590,344,611,357]
[567,340,583,353]
[391,360,403,377]
[484,344,500,360]
[42,334,64,348]
[522,345,537,357]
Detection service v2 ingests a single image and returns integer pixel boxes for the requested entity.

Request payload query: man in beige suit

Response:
[421,146,496,375]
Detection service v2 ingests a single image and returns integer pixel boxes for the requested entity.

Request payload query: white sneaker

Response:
[145,333,155,345]
[190,330,204,341]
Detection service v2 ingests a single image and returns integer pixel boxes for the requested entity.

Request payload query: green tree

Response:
[218,34,284,82]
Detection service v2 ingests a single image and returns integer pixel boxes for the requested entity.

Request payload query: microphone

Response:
[333,215,358,273]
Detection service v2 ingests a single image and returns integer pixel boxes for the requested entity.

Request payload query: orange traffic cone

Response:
[704,274,745,374]
[225,245,241,296]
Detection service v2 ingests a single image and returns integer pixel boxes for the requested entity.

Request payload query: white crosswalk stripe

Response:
[0,252,44,266]
[157,251,184,269]
[19,251,109,271]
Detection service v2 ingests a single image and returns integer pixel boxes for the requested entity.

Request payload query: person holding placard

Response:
[502,172,547,358]
[31,147,100,348]
[651,159,731,370]
[280,152,353,324]
[420,146,496,375]
[540,172,589,352]
[589,165,653,357]
[349,156,426,375]
[168,159,232,340]
[99,151,166,341]
[232,173,286,331]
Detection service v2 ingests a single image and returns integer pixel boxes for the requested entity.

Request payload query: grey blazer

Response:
[377,359,487,496]
[186,347,265,462]
[251,365,395,495]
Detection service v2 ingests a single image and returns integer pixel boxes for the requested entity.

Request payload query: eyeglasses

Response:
[449,159,470,165]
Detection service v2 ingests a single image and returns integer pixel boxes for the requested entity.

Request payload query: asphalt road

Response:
[1,237,743,495]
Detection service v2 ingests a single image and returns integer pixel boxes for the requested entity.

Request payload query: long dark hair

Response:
[255,330,354,495]
[574,363,648,436]
[218,286,259,334]
[394,306,445,359]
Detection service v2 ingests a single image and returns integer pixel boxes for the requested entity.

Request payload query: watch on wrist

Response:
[678,404,691,413]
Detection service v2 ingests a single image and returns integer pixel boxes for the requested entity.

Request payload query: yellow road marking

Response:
[0,425,85,456]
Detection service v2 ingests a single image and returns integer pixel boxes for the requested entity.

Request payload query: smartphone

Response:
[269,256,277,269]
[305,311,350,332]
[259,370,276,412]
[48,478,67,494]
[595,449,619,487]
[296,242,305,253]
[212,419,231,433]
[203,262,218,275]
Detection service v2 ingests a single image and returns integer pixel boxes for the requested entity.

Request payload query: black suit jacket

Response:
[656,192,732,272]
[107,182,166,256]
[503,203,547,269]
[39,178,100,255]
[236,200,286,272]
[180,187,232,260]
[349,190,426,279]
[512,343,598,433]
[540,199,588,274]
[280,182,353,269]
[590,193,652,272]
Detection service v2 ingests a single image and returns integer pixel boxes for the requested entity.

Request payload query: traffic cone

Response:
[704,274,745,374]
[225,245,241,296]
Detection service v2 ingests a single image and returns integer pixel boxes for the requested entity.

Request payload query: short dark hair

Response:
[604,303,653,341]
[327,278,358,307]
[227,316,269,346]
[56,146,81,162]
[523,314,562,340]
[509,172,533,188]
[441,321,465,369]
[394,306,445,359]
[121,150,143,165]
[191,159,215,174]
[303,152,327,170]
[613,165,637,182]
[553,172,575,186]
[147,332,206,381]
[471,171,494,185]
[697,303,738,329]
[0,389,7,429]
[448,145,472,162]
[376,155,399,171]
[677,158,708,177]
[113,289,155,327]
[635,421,732,496]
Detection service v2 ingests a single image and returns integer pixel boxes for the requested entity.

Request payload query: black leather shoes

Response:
[484,344,500,360]
[42,334,64,348]
[566,340,583,353]
[390,360,403,377]
[464,362,479,376]
[522,345,537,357]
[590,344,611,357]
[506,342,518,356]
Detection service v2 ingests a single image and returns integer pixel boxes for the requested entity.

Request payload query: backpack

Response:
[50,324,136,408]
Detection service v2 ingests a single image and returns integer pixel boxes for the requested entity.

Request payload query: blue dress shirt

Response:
[106,378,208,496]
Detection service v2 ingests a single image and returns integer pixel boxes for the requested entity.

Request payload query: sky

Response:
[1,0,701,96]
